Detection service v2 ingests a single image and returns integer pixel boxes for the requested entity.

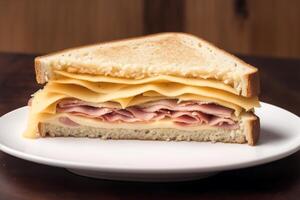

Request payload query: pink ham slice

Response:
[58,98,87,108]
[56,99,238,129]
[103,113,141,122]
[171,111,210,123]
[126,107,158,121]
[172,115,200,124]
[140,100,232,118]
[114,109,134,118]
[57,106,112,117]
[209,116,239,129]
[209,116,235,126]
[58,117,80,126]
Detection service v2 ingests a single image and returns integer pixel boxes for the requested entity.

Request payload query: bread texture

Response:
[38,112,259,145]
[35,33,259,97]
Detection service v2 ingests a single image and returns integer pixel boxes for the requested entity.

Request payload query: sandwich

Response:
[25,33,260,145]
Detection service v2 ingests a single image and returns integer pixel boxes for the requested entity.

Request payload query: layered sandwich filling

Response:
[56,99,239,129]
[25,70,259,138]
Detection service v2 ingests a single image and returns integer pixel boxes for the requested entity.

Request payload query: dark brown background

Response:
[0,0,300,58]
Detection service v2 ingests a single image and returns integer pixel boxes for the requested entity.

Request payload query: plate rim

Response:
[0,102,300,174]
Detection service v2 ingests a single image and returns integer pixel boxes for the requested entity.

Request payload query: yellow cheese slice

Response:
[32,87,243,117]
[128,95,173,107]
[54,70,239,95]
[24,111,54,138]
[51,78,126,93]
[45,81,259,110]
[31,90,66,114]
[114,96,134,108]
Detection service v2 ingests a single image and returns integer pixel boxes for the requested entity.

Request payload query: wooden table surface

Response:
[0,53,299,200]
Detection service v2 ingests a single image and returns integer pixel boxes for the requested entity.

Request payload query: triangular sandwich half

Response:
[25,33,260,145]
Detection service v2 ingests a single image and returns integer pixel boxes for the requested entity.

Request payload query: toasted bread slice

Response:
[35,33,259,97]
[38,112,260,145]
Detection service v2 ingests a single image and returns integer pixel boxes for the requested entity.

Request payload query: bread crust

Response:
[34,32,259,97]
[35,58,45,84]
[243,112,260,145]
[244,69,260,97]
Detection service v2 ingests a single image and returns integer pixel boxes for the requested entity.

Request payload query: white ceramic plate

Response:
[0,102,299,182]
